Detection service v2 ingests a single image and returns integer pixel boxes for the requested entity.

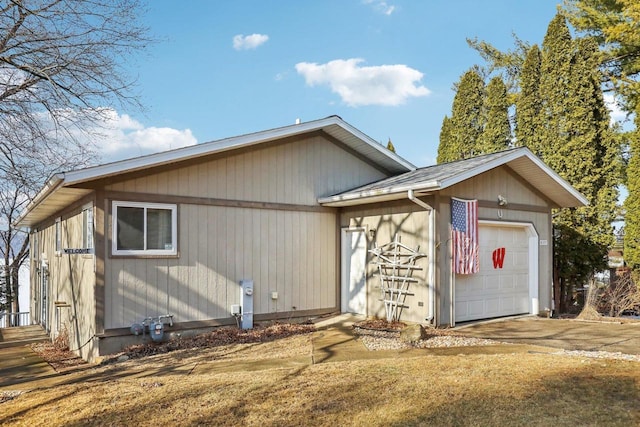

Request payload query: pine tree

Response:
[437,116,454,163]
[478,76,511,153]
[437,69,485,163]
[515,45,542,152]
[624,112,640,276]
[538,16,621,311]
[539,14,574,163]
[386,138,396,153]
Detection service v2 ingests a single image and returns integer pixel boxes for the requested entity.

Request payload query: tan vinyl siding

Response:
[105,134,387,204]
[437,168,554,325]
[448,166,548,207]
[341,202,431,324]
[105,205,337,328]
[103,134,384,328]
[33,208,97,360]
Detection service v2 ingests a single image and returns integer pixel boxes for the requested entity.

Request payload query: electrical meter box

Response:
[240,279,254,329]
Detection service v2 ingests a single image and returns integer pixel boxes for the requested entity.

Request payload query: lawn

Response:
[1,329,639,426]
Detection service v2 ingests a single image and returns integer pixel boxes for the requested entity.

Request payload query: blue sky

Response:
[100,1,582,166]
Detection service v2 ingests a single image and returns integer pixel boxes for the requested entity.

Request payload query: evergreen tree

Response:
[515,45,543,153]
[624,110,640,276]
[478,76,511,153]
[564,0,640,109]
[538,17,620,311]
[386,138,396,153]
[437,116,454,163]
[540,14,574,162]
[437,69,485,163]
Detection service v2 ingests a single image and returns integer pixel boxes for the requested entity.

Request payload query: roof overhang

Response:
[319,148,589,208]
[15,116,415,228]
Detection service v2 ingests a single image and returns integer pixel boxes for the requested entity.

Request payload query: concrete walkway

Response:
[2,315,639,392]
[0,325,49,349]
[454,316,640,354]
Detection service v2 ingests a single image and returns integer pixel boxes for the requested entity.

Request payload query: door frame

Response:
[340,227,367,315]
[452,220,539,325]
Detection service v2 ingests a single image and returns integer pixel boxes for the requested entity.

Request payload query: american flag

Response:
[451,197,479,274]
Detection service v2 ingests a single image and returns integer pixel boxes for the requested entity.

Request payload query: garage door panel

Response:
[455,225,531,323]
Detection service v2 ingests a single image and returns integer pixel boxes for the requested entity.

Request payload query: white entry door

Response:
[341,228,367,315]
[455,224,534,322]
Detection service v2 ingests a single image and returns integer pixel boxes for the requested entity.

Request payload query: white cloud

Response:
[363,0,395,15]
[233,33,269,50]
[95,109,198,163]
[295,58,430,107]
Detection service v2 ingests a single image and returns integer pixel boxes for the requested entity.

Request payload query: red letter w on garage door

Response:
[492,247,506,269]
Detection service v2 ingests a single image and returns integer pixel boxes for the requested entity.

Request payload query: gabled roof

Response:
[319,147,588,208]
[16,116,415,228]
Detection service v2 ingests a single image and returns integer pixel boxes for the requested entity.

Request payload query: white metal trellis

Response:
[368,234,426,322]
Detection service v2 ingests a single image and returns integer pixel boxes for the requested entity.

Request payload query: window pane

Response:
[147,208,173,250]
[116,206,144,250]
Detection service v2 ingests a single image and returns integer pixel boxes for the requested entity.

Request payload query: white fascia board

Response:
[63,116,414,186]
[334,119,416,171]
[437,148,588,207]
[437,150,524,190]
[319,180,440,206]
[14,174,65,227]
[520,150,589,206]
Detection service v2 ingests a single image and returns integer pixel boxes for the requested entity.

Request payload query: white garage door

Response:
[455,225,531,323]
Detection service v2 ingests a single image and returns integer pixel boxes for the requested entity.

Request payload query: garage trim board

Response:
[453,220,539,325]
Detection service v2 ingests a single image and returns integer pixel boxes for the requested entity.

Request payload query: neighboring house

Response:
[15,116,586,362]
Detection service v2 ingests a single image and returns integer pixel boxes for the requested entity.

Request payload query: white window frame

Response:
[82,203,94,251]
[112,201,178,256]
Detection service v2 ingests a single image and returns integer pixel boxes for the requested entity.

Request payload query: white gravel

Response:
[354,327,640,362]
[354,327,500,351]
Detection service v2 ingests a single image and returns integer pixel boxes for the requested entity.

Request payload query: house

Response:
[16,116,587,361]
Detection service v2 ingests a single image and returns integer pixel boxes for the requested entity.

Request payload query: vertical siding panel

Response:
[185,204,194,319]
[166,167,178,195]
[320,213,328,308]
[205,205,216,318]
[197,206,209,320]
[328,214,336,308]
[311,213,320,309]
[251,208,262,313]
[215,205,225,318]
[188,205,200,319]
[243,208,252,280]
[111,258,124,328]
[196,163,209,202]
[267,209,277,312]
[259,209,269,313]
[135,260,147,319]
[299,212,308,310]
[218,157,228,199]
[227,154,237,200]
[276,145,286,204]
[167,258,180,322]
[276,209,285,312]
[145,259,157,316]
[222,209,239,307]
[121,262,135,326]
[283,211,293,312]
[291,211,300,311]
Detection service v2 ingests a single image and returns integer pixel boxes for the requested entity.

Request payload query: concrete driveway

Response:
[455,316,640,354]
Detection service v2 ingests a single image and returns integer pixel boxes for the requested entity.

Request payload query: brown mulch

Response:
[31,323,315,369]
[30,341,88,372]
[103,322,315,363]
[353,319,406,332]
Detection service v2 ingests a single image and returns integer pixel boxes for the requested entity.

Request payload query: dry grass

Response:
[3,332,640,426]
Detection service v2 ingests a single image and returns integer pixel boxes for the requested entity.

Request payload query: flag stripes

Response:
[451,197,479,274]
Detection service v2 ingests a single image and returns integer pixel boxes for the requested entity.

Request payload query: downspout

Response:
[407,189,436,323]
